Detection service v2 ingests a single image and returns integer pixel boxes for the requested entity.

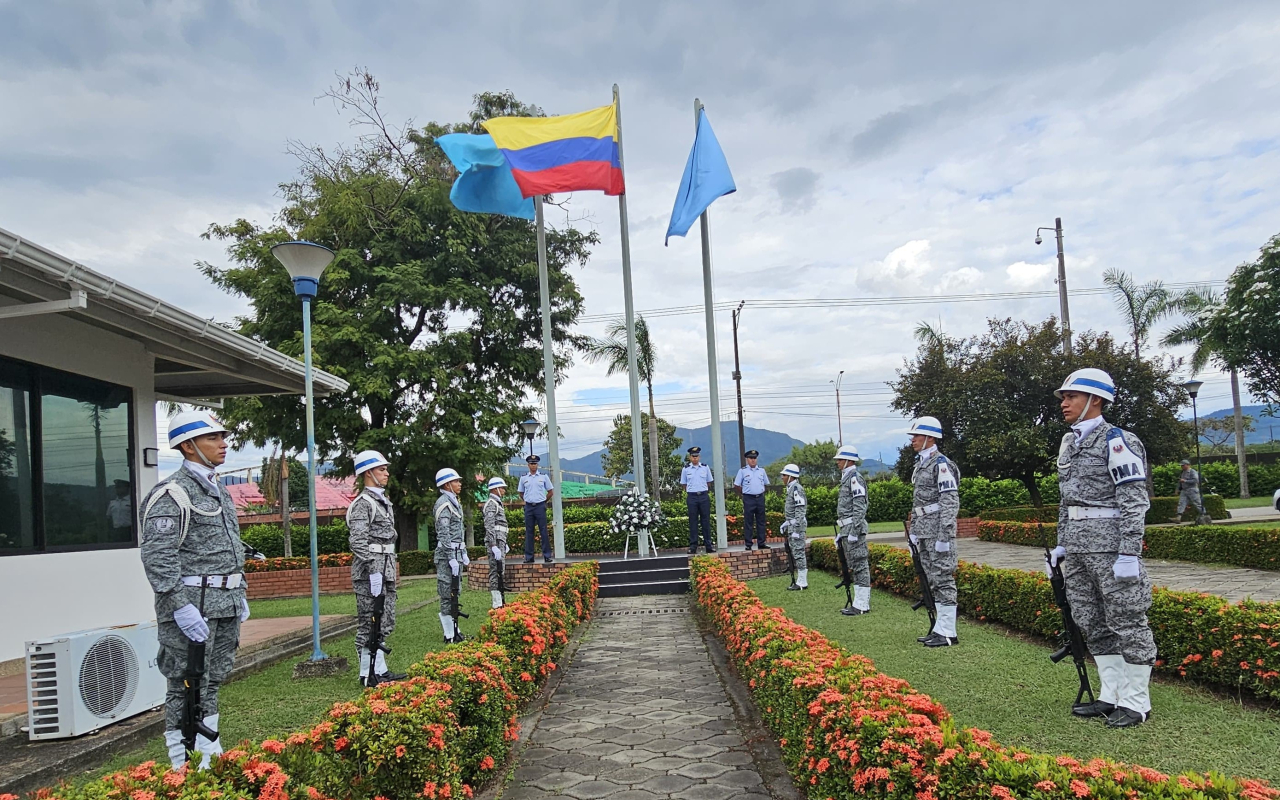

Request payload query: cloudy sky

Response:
[3,0,1279,472]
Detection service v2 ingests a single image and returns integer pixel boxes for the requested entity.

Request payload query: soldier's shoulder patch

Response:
[150,517,177,534]
[849,482,867,498]
[937,460,958,493]
[1106,428,1146,485]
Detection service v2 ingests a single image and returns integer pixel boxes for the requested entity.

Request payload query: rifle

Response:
[180,583,218,763]
[494,552,507,606]
[904,519,937,636]
[364,591,392,687]
[833,537,854,610]
[1044,547,1096,708]
[449,568,470,643]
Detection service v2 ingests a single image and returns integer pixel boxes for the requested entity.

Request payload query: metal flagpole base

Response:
[292,655,348,680]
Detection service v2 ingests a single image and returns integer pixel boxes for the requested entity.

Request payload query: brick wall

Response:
[957,517,979,538]
[713,548,790,581]
[246,566,353,600]
[466,559,573,593]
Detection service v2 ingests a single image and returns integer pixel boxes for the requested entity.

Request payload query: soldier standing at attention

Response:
[483,477,510,609]
[780,463,808,590]
[681,446,715,554]
[834,445,871,615]
[733,449,770,550]
[519,455,555,564]
[347,449,405,687]
[140,411,249,769]
[1176,459,1206,523]
[906,416,961,647]
[1048,368,1155,728]
[434,467,469,643]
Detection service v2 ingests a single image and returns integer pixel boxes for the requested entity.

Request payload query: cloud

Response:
[1005,260,1055,289]
[770,167,820,213]
[855,240,935,294]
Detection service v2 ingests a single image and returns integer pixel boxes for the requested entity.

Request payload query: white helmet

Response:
[435,467,461,488]
[487,476,507,491]
[353,450,389,476]
[780,463,801,479]
[906,416,944,439]
[834,445,861,463]
[167,411,229,449]
[1055,368,1116,403]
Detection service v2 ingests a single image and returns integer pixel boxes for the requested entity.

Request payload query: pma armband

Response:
[1106,428,1146,485]
[936,456,958,493]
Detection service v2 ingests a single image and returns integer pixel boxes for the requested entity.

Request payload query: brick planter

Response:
[246,566,352,599]
[466,559,573,593]
[713,547,790,581]
[957,517,979,538]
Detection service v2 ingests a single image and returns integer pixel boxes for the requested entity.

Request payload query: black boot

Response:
[1105,707,1149,728]
[922,632,958,647]
[786,583,802,591]
[374,670,407,685]
[840,607,868,616]
[1071,700,1116,719]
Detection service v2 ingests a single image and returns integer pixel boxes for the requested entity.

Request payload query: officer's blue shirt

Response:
[681,463,713,493]
[733,465,769,495]
[518,471,554,503]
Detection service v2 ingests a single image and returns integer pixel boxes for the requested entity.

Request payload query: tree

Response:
[201,72,597,548]
[1212,234,1280,406]
[582,315,663,499]
[1198,415,1254,454]
[1102,268,1172,359]
[601,413,684,494]
[766,440,840,485]
[890,317,1190,504]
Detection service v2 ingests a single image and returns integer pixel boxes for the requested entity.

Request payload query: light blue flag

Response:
[665,108,736,245]
[436,133,535,220]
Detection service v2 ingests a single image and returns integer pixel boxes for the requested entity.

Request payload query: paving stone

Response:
[527,770,592,791]
[563,781,623,800]
[712,767,765,788]
[673,761,736,780]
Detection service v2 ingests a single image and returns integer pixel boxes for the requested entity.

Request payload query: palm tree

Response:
[583,315,662,499]
[1161,286,1251,497]
[1102,268,1172,359]
[914,320,947,352]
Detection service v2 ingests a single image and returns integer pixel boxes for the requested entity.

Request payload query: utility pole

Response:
[1036,217,1072,356]
[831,370,845,446]
[280,453,292,558]
[732,301,746,468]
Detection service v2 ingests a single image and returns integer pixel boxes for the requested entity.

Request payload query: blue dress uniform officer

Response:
[681,447,715,553]
[519,455,555,564]
[733,450,770,550]
[1049,368,1156,728]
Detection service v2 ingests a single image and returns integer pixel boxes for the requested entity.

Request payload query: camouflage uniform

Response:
[784,479,808,571]
[1057,422,1156,666]
[139,464,245,735]
[347,488,398,654]
[433,491,466,605]
[1177,467,1204,517]
[835,466,871,588]
[910,448,960,605]
[482,493,509,596]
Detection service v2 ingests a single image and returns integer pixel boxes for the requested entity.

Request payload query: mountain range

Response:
[1201,404,1280,446]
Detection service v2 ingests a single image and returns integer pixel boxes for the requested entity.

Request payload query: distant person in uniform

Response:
[107,479,133,534]
[1176,459,1206,522]
[482,477,510,608]
[519,454,554,564]
[681,446,715,554]
[733,450,769,550]
[780,463,808,590]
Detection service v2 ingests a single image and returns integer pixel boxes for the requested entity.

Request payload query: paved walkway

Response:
[876,538,1280,603]
[505,595,779,800]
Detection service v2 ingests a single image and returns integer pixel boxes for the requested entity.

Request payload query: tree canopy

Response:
[601,413,684,493]
[766,440,840,485]
[1211,234,1280,404]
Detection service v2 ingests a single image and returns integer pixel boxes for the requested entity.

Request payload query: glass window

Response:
[0,361,35,551]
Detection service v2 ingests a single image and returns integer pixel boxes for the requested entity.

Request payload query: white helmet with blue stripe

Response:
[906,416,944,439]
[167,410,229,449]
[780,463,801,479]
[1055,368,1116,403]
[833,445,861,463]
[353,450,389,476]
[487,476,508,491]
[435,467,461,488]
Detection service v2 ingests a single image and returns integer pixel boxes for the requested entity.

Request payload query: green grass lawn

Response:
[750,575,1280,784]
[1226,495,1277,509]
[246,575,440,619]
[804,521,904,540]
[88,588,492,780]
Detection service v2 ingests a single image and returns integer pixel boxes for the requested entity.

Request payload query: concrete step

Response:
[598,567,690,586]
[598,554,689,573]
[599,580,691,598]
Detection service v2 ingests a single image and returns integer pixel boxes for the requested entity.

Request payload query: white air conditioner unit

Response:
[25,621,166,740]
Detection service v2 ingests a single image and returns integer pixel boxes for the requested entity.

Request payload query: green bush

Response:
[240,519,351,558]
[808,539,1280,701]
[980,496,1227,525]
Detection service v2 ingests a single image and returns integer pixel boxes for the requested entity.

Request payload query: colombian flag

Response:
[482,104,625,198]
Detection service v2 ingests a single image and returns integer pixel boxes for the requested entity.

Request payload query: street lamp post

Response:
[1184,379,1205,477]
[272,240,334,664]
[520,418,539,459]
[1036,217,1072,356]
[731,301,746,468]
[830,370,845,447]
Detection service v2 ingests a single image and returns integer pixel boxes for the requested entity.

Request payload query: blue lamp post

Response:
[271,240,335,662]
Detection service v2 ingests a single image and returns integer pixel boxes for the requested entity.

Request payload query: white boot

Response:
[936,605,958,639]
[358,649,372,684]
[1121,662,1152,716]
[853,586,871,612]
[797,568,808,589]
[193,714,220,770]
[164,729,187,769]
[374,650,389,676]
[1093,654,1125,707]
[491,590,504,609]
[440,613,455,641]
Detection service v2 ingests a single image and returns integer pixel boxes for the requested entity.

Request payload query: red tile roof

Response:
[224,477,357,512]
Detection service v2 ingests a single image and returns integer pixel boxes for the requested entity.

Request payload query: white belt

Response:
[913,503,940,517]
[367,543,396,554]
[182,574,244,589]
[1067,506,1121,520]
[836,517,856,528]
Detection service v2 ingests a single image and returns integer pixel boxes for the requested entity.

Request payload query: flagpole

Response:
[535,195,565,559]
[693,99,729,551]
[614,84,651,555]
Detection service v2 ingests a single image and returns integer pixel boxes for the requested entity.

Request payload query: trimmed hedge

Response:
[977,521,1280,571]
[807,539,1280,701]
[242,553,353,573]
[37,562,600,800]
[241,520,351,559]
[980,495,1228,525]
[690,556,1276,800]
[1154,460,1280,500]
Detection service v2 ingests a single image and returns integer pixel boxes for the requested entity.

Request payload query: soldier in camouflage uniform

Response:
[483,477,510,609]
[433,467,469,643]
[1176,459,1206,522]
[141,411,249,770]
[833,445,871,615]
[906,416,961,648]
[347,449,405,686]
[780,463,808,590]
[1049,368,1155,728]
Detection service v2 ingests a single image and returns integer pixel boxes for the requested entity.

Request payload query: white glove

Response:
[370,572,383,597]
[934,540,950,553]
[780,521,790,534]
[790,531,802,540]
[1048,546,1066,569]
[908,534,918,546]
[491,546,503,561]
[449,559,460,577]
[834,534,844,545]
[503,543,510,555]
[1113,555,1141,580]
[239,597,251,623]
[461,550,471,566]
[174,604,209,643]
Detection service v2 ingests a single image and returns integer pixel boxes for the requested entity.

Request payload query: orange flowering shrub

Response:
[37,562,599,800]
[243,553,354,573]
[691,555,1277,800]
